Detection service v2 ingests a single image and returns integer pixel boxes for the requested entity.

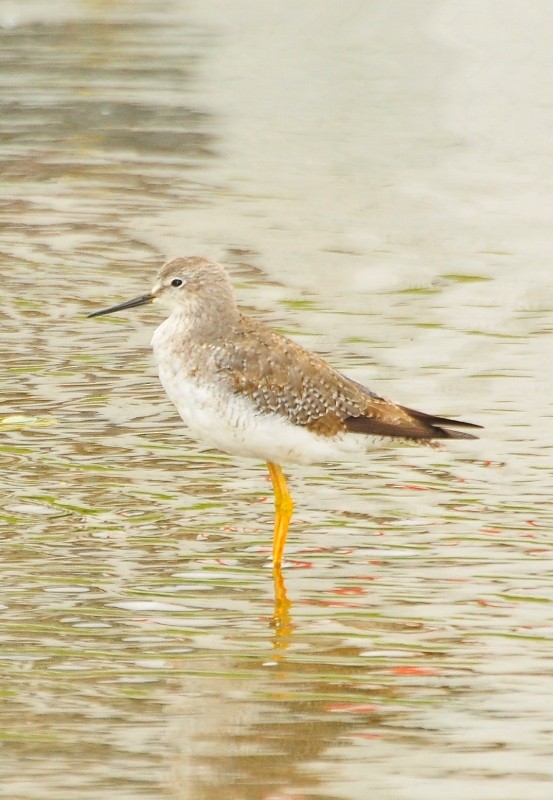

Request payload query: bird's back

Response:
[212,315,480,443]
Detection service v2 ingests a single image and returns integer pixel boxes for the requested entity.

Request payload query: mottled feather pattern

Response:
[213,317,360,426]
[212,316,477,442]
[144,257,479,448]
[91,255,479,508]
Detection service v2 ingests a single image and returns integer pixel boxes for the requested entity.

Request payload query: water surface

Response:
[2,1,553,799]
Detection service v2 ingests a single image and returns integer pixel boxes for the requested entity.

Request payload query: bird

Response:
[89,256,481,568]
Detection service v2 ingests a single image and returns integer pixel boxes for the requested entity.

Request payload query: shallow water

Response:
[2,1,553,798]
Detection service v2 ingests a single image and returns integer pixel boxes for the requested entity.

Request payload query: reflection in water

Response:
[271,566,293,650]
[3,1,553,799]
[168,588,392,800]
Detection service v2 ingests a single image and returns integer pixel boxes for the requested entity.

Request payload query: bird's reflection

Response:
[271,566,293,650]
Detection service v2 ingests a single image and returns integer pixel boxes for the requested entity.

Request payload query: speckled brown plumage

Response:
[90,255,481,568]
[212,315,479,442]
[90,256,480,446]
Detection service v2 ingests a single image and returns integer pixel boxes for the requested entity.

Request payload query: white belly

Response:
[151,320,379,466]
[159,367,373,465]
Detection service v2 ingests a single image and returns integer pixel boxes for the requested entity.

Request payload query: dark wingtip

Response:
[435,426,480,440]
[400,405,482,438]
[345,406,482,442]
[344,377,481,440]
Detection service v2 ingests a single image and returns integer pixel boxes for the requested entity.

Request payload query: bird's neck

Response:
[166,296,240,346]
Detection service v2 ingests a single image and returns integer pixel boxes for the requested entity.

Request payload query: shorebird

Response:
[89,256,480,567]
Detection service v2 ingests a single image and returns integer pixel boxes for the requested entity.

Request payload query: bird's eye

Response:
[171,278,183,287]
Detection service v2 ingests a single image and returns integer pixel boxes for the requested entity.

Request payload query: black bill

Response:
[88,293,153,318]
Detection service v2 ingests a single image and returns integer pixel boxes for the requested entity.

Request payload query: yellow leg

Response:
[266,462,294,567]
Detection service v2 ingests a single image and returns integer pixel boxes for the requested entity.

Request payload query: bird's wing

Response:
[345,380,481,439]
[213,316,480,441]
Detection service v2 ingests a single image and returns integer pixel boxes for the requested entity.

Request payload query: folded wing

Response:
[215,316,481,442]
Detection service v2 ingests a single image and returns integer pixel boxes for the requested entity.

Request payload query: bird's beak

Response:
[88,293,154,318]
